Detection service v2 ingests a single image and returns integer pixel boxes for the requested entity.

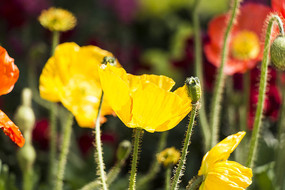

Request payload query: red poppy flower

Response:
[0,46,24,147]
[204,3,271,75]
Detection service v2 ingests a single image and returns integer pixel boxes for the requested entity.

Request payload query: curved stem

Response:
[171,104,198,190]
[94,91,108,190]
[209,0,241,148]
[246,14,284,168]
[55,111,73,190]
[186,175,204,190]
[165,166,172,190]
[129,128,144,190]
[192,0,210,152]
[80,148,129,190]
[137,132,168,188]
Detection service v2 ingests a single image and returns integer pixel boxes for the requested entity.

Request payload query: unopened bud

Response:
[102,56,116,66]
[270,36,285,70]
[17,143,36,171]
[116,140,131,161]
[14,88,35,133]
[157,147,181,167]
[185,77,201,104]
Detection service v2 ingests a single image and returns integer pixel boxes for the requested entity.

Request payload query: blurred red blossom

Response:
[32,119,50,150]
[204,3,271,75]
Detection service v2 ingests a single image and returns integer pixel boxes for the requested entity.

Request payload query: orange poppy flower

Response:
[204,3,271,75]
[0,46,25,147]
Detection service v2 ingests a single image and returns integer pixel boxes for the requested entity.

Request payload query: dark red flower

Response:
[32,119,50,150]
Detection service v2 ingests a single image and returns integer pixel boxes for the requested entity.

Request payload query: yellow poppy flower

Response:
[98,63,192,133]
[39,42,118,127]
[157,147,181,167]
[38,7,77,32]
[198,132,252,190]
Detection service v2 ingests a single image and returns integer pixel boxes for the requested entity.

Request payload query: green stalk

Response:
[186,175,204,190]
[23,169,33,190]
[246,14,284,168]
[275,75,285,189]
[55,112,73,190]
[49,103,57,186]
[137,132,168,188]
[209,0,241,148]
[49,30,60,187]
[80,141,131,190]
[51,31,59,55]
[170,104,198,190]
[94,91,108,190]
[165,166,172,190]
[129,128,144,190]
[241,71,250,132]
[192,0,210,152]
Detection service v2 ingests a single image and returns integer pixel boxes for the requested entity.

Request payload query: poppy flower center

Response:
[231,30,260,61]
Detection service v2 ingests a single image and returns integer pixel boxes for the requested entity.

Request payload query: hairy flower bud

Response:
[270,36,285,70]
[14,89,35,133]
[157,147,181,167]
[116,140,132,161]
[17,143,36,171]
[185,77,201,104]
[102,56,116,66]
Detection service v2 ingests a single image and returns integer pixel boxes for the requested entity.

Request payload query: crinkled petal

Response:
[198,132,245,175]
[236,3,271,40]
[129,82,190,132]
[0,110,25,147]
[200,161,252,190]
[99,64,132,126]
[60,75,112,128]
[0,46,19,96]
[126,74,175,94]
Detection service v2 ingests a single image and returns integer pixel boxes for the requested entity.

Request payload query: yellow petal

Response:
[200,161,252,190]
[54,42,80,84]
[59,75,106,128]
[129,82,190,132]
[155,85,191,132]
[39,57,62,102]
[198,132,246,175]
[99,64,132,126]
[126,74,175,94]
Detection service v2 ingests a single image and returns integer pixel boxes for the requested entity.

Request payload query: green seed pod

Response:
[270,36,285,70]
[185,77,201,104]
[116,140,132,161]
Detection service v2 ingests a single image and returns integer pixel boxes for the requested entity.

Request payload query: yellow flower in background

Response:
[39,42,118,127]
[98,63,191,133]
[198,132,252,190]
[157,147,181,167]
[38,7,77,32]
